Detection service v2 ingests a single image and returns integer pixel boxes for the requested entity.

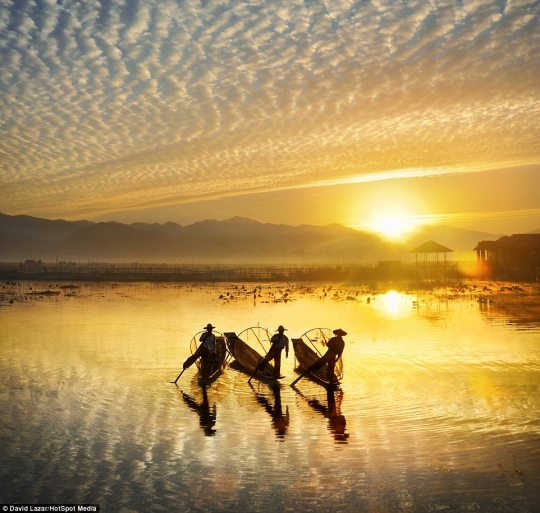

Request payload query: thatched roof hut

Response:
[410,240,453,264]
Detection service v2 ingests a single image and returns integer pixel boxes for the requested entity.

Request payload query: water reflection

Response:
[179,386,217,436]
[249,382,289,440]
[378,290,404,316]
[292,386,349,443]
[1,281,539,511]
[477,291,540,329]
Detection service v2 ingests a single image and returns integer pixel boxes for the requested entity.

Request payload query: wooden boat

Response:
[292,328,343,388]
[224,327,281,383]
[189,332,228,385]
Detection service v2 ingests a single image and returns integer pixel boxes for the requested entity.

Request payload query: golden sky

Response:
[1,0,539,234]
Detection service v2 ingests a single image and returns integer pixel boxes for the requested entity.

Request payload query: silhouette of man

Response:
[255,325,289,378]
[183,323,216,374]
[308,328,346,383]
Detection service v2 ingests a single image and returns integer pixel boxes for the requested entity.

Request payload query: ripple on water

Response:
[1,283,539,511]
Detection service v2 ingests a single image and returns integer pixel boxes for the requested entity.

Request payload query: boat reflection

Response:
[249,383,289,440]
[293,386,349,443]
[180,386,217,436]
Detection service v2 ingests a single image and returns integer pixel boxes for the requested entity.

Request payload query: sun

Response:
[365,211,421,241]
[348,192,426,240]
[372,217,411,239]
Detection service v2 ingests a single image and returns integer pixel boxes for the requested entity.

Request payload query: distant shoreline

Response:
[2,280,539,322]
[0,260,538,283]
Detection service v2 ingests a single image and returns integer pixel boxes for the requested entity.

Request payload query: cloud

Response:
[393,207,540,228]
[0,0,539,219]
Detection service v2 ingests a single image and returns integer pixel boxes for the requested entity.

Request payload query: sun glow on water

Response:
[368,290,411,319]
[383,290,401,314]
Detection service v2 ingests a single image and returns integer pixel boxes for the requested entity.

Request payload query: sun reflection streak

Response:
[375,290,410,318]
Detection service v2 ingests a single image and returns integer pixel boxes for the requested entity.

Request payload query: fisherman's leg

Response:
[200,347,210,374]
[255,353,271,372]
[327,357,336,382]
[273,349,282,377]
[308,351,332,373]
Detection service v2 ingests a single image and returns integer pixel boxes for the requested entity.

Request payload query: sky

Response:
[1,0,539,237]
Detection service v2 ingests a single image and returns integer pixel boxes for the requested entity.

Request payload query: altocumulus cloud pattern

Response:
[0,0,539,218]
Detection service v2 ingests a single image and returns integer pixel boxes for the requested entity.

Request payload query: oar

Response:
[290,368,310,387]
[248,357,264,383]
[249,346,274,383]
[170,368,186,385]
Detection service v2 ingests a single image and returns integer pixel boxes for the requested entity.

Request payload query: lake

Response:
[1,281,539,512]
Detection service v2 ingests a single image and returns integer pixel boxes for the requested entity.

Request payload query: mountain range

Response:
[1,212,528,264]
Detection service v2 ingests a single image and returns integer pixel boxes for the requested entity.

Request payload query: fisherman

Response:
[308,328,346,383]
[183,323,216,373]
[254,325,289,378]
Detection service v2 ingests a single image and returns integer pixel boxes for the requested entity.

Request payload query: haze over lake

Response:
[1,281,539,512]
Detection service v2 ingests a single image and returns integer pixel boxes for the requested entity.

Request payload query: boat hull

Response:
[224,331,279,382]
[193,336,228,384]
[292,338,342,388]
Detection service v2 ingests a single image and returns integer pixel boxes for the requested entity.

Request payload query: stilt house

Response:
[474,234,540,266]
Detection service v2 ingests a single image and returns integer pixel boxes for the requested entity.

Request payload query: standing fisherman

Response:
[308,328,346,384]
[183,323,217,374]
[254,325,289,378]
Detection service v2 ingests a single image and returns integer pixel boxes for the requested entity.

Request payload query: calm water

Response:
[1,282,539,512]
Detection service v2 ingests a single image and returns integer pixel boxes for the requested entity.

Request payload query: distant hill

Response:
[0,213,93,259]
[0,212,504,264]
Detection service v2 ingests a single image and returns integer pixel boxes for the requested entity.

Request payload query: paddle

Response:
[248,329,274,383]
[170,368,186,385]
[290,368,310,387]
[249,339,283,383]
[248,356,265,383]
[175,349,206,382]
